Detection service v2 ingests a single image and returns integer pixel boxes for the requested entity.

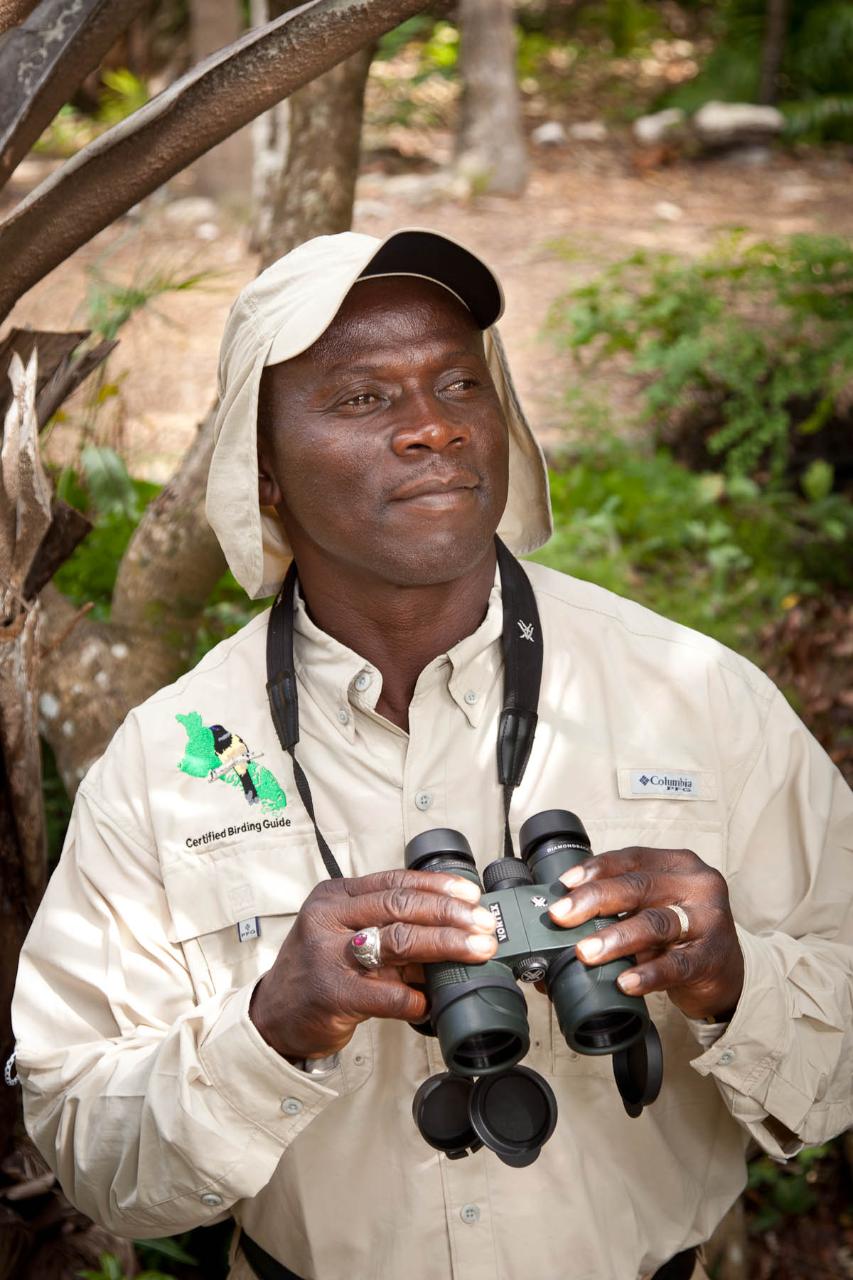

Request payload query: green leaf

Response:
[134,1237,197,1265]
[79,445,136,518]
[801,459,834,503]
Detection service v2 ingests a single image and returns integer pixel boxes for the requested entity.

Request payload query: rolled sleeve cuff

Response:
[689,925,802,1158]
[199,981,341,1145]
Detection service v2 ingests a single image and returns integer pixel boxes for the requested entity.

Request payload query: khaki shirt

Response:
[13,562,852,1280]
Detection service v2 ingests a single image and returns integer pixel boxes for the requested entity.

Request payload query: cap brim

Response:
[359,229,503,330]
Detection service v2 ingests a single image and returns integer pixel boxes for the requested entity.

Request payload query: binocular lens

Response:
[450,1030,526,1075]
[573,1010,644,1053]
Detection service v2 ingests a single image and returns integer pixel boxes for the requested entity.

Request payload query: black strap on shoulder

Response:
[265,538,543,877]
[494,538,542,857]
[266,562,344,880]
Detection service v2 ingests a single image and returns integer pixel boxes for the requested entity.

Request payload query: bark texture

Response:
[758,0,789,105]
[38,410,224,795]
[0,0,150,192]
[0,0,429,322]
[457,0,527,196]
[188,0,253,198]
[260,40,374,266]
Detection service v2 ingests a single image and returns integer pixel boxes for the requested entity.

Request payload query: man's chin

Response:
[370,530,498,589]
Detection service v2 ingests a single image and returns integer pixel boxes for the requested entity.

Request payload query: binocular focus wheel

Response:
[612,1022,663,1118]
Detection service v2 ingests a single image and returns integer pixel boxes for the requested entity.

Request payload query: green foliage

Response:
[133,1237,198,1269]
[53,448,160,620]
[665,0,853,141]
[547,233,853,485]
[97,68,150,125]
[77,1253,177,1280]
[85,267,213,344]
[747,1145,832,1233]
[531,439,851,657]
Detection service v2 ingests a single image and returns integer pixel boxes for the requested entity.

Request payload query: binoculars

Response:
[408,810,663,1167]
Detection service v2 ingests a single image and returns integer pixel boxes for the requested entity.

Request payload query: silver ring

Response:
[351,926,382,971]
[666,904,690,941]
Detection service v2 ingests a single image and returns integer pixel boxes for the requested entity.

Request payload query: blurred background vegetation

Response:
[1,2,850,1278]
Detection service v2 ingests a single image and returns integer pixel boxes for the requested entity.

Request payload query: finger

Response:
[549,869,679,927]
[574,906,692,967]
[345,974,429,1023]
[614,944,696,997]
[557,846,697,891]
[336,869,481,904]
[323,886,497,936]
[353,922,498,970]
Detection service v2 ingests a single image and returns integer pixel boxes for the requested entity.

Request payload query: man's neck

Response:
[295,547,497,731]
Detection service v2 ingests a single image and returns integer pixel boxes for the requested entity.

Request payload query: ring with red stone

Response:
[351,926,382,971]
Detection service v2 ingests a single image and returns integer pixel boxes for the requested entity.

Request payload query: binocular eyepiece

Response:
[408,810,663,1166]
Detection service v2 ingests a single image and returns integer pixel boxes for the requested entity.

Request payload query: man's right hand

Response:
[249,869,498,1060]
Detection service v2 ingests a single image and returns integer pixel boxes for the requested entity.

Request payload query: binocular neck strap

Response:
[495,539,543,857]
[265,539,543,878]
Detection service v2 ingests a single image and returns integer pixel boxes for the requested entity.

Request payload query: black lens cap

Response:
[612,1021,663,1118]
[468,1066,558,1167]
[412,1073,482,1159]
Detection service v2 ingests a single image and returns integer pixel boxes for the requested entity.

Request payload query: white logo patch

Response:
[630,770,699,797]
[236,916,261,942]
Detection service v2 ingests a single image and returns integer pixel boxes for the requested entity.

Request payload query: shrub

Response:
[547,233,853,489]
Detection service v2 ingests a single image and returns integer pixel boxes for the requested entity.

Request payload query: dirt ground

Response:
[5,136,852,480]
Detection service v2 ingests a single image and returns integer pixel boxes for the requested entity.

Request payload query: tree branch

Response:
[0,0,429,321]
[0,0,151,192]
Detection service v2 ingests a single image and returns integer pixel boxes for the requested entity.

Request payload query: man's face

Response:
[257,276,509,588]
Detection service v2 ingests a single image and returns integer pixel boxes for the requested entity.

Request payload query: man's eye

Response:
[445,377,477,393]
[341,392,378,408]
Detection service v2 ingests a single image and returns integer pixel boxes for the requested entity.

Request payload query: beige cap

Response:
[206,227,552,599]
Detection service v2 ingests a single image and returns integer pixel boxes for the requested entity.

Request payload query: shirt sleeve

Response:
[11,755,341,1238]
[690,686,853,1159]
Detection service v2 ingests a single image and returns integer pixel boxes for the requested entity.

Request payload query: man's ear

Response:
[257,436,283,508]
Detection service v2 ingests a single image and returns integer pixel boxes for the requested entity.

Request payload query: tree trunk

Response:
[38,21,377,793]
[188,0,253,200]
[758,0,789,106]
[456,0,527,196]
[260,1,373,266]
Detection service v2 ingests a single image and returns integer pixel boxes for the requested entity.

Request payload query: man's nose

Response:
[391,393,470,455]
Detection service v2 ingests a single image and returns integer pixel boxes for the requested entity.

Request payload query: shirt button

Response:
[354,672,371,692]
[415,791,433,811]
[460,1204,480,1224]
[719,1050,735,1065]
[463,690,478,705]
[337,709,350,725]
[200,1192,222,1207]
[281,1097,303,1115]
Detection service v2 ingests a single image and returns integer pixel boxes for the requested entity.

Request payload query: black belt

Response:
[240,1232,697,1280]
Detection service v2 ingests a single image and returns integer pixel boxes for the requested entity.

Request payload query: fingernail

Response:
[469,934,498,956]
[618,973,640,993]
[472,906,497,932]
[447,878,480,902]
[578,937,603,960]
[549,897,573,921]
[560,867,585,888]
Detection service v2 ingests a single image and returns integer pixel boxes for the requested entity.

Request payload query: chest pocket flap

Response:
[161,830,351,944]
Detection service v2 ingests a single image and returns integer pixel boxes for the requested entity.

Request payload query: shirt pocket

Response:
[161,828,351,997]
[549,817,723,1080]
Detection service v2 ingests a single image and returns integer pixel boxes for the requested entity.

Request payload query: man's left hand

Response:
[548,847,744,1022]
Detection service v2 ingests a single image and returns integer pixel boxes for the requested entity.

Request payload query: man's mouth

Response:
[390,471,480,505]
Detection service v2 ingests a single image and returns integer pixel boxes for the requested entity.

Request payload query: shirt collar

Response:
[292,572,504,739]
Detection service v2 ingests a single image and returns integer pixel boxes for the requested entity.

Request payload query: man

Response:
[12,229,852,1280]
